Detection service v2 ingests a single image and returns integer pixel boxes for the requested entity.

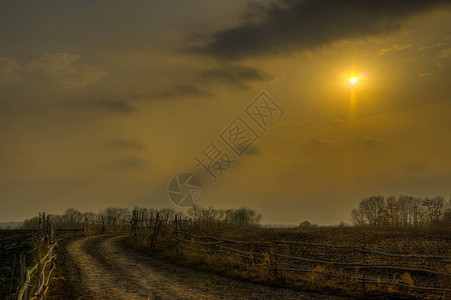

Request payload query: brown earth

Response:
[47,234,350,299]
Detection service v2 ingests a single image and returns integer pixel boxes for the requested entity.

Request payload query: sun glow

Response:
[349,76,358,85]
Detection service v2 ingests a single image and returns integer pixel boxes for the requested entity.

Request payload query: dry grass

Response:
[130,226,450,299]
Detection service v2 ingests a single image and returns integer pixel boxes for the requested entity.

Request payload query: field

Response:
[131,225,451,299]
[4,225,449,299]
[0,230,34,299]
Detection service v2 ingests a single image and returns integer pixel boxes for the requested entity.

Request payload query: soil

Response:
[47,234,349,299]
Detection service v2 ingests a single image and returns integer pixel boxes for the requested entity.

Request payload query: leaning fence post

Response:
[42,212,46,236]
[217,221,220,236]
[37,242,42,299]
[361,232,366,295]
[50,224,55,270]
[150,212,160,248]
[272,230,279,280]
[20,254,25,285]
[141,211,144,229]
[10,253,16,295]
[132,210,137,239]
[175,214,179,255]
[84,213,88,234]
[38,212,42,237]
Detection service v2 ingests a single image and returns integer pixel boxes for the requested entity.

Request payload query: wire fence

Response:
[16,213,83,300]
[131,214,451,296]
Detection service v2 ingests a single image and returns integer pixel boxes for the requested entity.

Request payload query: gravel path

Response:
[60,234,348,299]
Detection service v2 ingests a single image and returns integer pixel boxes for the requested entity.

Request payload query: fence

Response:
[131,214,451,296]
[16,213,82,300]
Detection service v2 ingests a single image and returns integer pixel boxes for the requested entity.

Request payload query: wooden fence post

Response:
[141,211,144,229]
[175,215,179,255]
[133,210,138,239]
[42,212,46,235]
[361,232,366,295]
[217,221,220,237]
[38,212,42,237]
[20,254,25,284]
[50,224,55,270]
[10,254,16,295]
[150,213,160,248]
[37,244,42,299]
[101,215,105,233]
[272,230,279,280]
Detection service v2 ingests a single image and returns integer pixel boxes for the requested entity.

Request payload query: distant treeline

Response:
[351,195,450,228]
[22,205,262,231]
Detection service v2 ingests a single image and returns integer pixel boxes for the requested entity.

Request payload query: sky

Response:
[0,0,450,224]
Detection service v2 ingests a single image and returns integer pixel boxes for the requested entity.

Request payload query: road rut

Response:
[59,234,347,299]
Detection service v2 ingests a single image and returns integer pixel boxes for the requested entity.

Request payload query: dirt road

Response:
[55,234,347,299]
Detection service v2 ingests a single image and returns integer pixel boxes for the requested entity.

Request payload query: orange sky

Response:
[0,1,450,224]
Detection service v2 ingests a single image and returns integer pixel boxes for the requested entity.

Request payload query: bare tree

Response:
[397,195,409,227]
[359,196,385,226]
[299,220,312,228]
[63,208,83,229]
[351,208,366,226]
[423,196,446,227]
[409,197,422,227]
[385,196,398,227]
[23,216,40,229]
[351,195,449,228]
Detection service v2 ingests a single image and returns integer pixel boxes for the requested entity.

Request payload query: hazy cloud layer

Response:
[302,138,384,153]
[201,64,273,88]
[401,163,427,173]
[243,145,262,156]
[418,42,447,50]
[149,84,210,100]
[339,138,384,151]
[97,100,138,113]
[110,139,146,149]
[418,72,432,78]
[0,57,22,86]
[0,1,450,225]
[196,0,449,60]
[436,48,451,67]
[375,44,412,56]
[107,156,147,170]
[29,52,109,87]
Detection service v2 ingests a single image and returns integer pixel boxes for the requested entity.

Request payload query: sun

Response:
[349,76,358,85]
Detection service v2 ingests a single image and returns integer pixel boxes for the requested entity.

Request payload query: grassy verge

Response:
[124,227,450,299]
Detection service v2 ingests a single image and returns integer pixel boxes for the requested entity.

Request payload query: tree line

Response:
[22,205,262,231]
[351,195,451,228]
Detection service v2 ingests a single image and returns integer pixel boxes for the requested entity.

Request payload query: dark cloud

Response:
[200,64,273,89]
[110,139,146,149]
[151,84,210,100]
[245,145,262,155]
[97,100,138,113]
[236,144,262,155]
[122,84,209,102]
[306,138,329,147]
[301,138,330,152]
[108,156,147,170]
[401,163,427,172]
[339,138,383,151]
[301,138,383,153]
[195,0,449,60]
[0,57,22,86]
